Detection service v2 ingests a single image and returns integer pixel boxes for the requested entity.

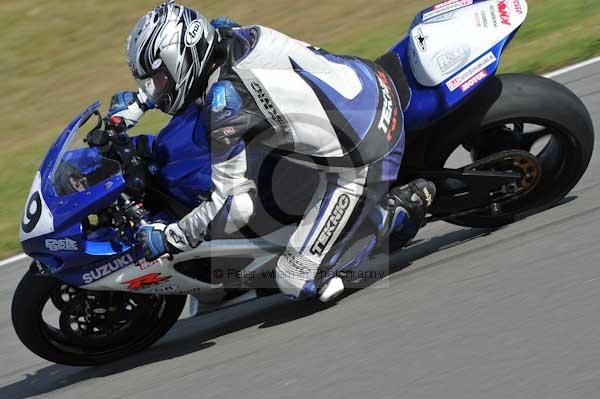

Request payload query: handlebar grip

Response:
[106,115,127,133]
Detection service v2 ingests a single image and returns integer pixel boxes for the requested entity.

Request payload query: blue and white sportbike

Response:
[12,0,594,365]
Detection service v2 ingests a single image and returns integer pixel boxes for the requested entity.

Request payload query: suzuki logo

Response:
[82,254,134,284]
[123,273,171,290]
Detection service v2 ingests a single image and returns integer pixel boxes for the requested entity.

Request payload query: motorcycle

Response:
[12,0,594,366]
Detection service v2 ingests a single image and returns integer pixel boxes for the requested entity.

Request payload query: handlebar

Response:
[80,114,153,242]
[111,193,150,243]
[85,118,150,199]
[119,194,150,227]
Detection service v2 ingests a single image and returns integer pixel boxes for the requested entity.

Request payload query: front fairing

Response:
[20,102,131,282]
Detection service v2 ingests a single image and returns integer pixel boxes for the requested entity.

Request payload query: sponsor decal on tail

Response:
[460,70,489,92]
[446,51,497,92]
[497,0,511,26]
[423,0,473,21]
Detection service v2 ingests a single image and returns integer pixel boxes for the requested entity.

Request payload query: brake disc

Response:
[58,292,151,348]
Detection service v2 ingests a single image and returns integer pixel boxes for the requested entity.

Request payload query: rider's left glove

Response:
[210,18,241,28]
[136,223,193,261]
[107,90,154,132]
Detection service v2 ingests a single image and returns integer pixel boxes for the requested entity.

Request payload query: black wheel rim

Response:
[38,285,168,357]
[446,117,582,217]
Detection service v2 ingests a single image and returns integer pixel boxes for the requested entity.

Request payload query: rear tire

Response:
[12,268,186,366]
[425,73,594,227]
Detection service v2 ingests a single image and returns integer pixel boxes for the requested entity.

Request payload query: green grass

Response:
[0,0,599,257]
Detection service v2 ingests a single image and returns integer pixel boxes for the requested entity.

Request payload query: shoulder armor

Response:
[205,81,243,128]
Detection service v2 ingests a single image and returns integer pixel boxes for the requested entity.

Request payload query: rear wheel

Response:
[425,73,594,227]
[12,267,186,366]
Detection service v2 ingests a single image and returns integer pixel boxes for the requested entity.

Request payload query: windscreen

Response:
[49,112,122,196]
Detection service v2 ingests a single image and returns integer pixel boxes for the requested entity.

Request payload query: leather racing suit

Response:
[113,24,408,299]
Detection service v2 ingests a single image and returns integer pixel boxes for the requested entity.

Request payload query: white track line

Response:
[544,56,600,78]
[0,253,29,267]
[1,56,599,267]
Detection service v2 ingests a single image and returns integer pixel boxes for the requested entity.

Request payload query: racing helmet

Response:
[126,1,216,114]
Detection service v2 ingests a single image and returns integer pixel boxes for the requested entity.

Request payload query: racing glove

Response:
[107,90,154,132]
[210,18,241,28]
[136,223,194,261]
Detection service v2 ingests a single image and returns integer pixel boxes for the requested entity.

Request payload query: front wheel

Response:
[425,73,594,227]
[12,267,186,366]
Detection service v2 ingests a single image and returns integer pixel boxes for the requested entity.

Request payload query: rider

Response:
[108,1,436,302]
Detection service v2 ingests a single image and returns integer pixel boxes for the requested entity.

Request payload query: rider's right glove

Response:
[135,223,193,261]
[107,90,154,132]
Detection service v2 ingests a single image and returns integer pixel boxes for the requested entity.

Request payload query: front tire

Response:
[12,267,186,366]
[425,73,594,227]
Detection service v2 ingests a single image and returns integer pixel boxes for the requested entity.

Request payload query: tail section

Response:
[384,0,528,130]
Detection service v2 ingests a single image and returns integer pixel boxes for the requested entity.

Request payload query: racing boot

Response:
[371,179,437,250]
[297,277,345,303]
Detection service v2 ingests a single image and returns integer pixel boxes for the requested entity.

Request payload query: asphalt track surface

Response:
[1,62,600,399]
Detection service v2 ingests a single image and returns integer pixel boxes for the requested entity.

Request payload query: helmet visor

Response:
[135,66,175,112]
